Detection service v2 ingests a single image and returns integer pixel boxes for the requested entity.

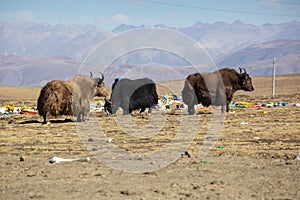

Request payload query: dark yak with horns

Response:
[37,73,108,124]
[182,68,254,114]
[104,78,158,115]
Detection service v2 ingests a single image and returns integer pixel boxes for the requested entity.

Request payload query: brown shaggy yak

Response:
[37,73,108,124]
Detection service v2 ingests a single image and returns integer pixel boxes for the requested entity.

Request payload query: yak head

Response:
[104,78,123,114]
[104,96,120,115]
[104,97,113,114]
[239,68,254,91]
[91,72,109,97]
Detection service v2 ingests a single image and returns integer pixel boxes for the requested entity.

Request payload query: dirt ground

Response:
[1,75,300,199]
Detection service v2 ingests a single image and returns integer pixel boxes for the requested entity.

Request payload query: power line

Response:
[139,0,300,18]
[260,0,300,6]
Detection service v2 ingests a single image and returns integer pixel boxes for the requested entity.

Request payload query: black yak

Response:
[104,78,158,115]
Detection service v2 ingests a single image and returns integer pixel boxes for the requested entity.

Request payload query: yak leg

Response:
[226,98,232,112]
[122,103,130,115]
[76,114,82,122]
[77,114,84,122]
[76,108,83,122]
[140,107,146,114]
[123,110,129,115]
[123,108,130,115]
[42,114,48,124]
[77,110,87,122]
[188,105,195,115]
[76,108,84,122]
[221,105,226,113]
[220,97,227,113]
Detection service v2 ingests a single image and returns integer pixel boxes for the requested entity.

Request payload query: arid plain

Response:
[1,74,300,199]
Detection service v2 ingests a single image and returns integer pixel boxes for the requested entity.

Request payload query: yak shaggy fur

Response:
[37,75,103,124]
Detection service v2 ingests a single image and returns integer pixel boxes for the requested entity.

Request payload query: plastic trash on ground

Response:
[295,152,300,161]
[49,156,90,163]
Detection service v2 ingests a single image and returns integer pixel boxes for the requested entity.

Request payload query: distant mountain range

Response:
[215,39,300,76]
[0,21,299,87]
[113,20,300,57]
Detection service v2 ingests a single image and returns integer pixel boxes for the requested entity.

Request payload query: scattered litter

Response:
[197,106,213,114]
[90,100,105,112]
[0,104,38,115]
[295,152,300,161]
[200,160,212,164]
[158,94,185,111]
[20,109,38,115]
[184,151,191,157]
[240,121,248,125]
[230,101,252,108]
[108,138,113,143]
[20,155,25,161]
[49,156,90,163]
[265,102,274,107]
[237,101,253,106]
[235,105,248,108]
[279,102,289,106]
[1,98,299,117]
[217,145,225,149]
[262,102,292,107]
[229,101,300,109]
[263,111,268,115]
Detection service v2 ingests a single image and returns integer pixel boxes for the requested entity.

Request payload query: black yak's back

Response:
[37,80,73,118]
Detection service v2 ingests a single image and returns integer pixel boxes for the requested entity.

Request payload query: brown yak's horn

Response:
[100,73,104,82]
[90,71,93,78]
[242,68,247,74]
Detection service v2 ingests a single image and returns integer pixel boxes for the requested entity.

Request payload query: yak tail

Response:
[37,88,61,116]
[37,82,73,117]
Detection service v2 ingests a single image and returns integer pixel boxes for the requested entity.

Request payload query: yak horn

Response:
[239,67,247,74]
[100,73,104,82]
[90,71,93,78]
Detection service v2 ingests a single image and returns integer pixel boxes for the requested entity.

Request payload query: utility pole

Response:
[272,58,276,97]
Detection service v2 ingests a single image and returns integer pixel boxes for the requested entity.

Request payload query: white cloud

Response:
[112,14,130,23]
[0,10,34,23]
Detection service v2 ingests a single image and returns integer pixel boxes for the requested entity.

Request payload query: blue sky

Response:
[0,0,299,30]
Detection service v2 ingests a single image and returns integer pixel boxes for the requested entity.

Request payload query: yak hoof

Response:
[188,107,195,115]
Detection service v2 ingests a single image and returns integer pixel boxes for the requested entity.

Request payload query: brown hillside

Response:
[0,74,299,102]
